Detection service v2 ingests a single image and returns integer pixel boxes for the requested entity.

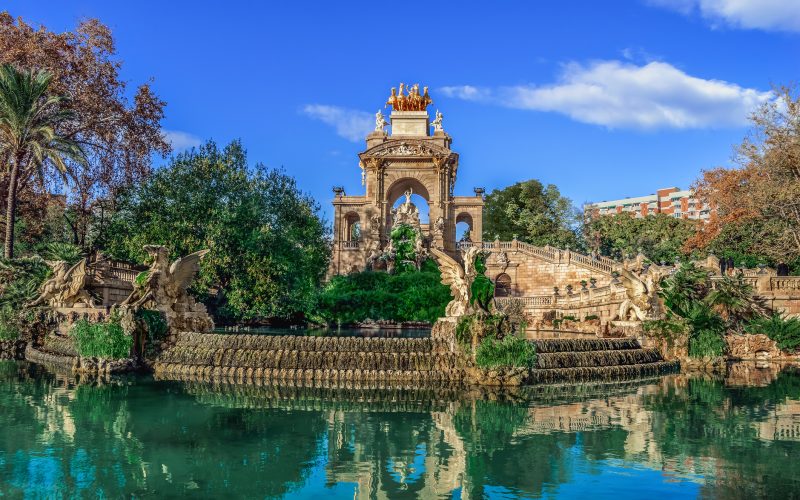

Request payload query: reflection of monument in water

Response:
[329,83,484,276]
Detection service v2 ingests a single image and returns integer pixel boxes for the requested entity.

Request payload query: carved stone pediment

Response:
[361,140,454,160]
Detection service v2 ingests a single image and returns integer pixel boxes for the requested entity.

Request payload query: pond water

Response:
[1,361,800,498]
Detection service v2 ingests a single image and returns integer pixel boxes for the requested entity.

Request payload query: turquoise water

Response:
[1,361,800,498]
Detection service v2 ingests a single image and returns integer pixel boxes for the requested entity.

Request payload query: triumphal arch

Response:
[329,84,484,276]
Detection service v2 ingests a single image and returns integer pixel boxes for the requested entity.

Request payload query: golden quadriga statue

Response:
[386,83,433,111]
[120,245,214,333]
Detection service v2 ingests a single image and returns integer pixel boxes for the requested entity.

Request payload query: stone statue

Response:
[433,216,445,235]
[29,259,95,308]
[431,109,443,132]
[120,246,213,332]
[429,246,488,318]
[616,267,663,322]
[374,109,388,132]
[365,240,382,270]
[392,189,420,228]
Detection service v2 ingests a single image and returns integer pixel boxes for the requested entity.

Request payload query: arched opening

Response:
[386,178,431,224]
[456,212,473,242]
[495,273,512,297]
[344,212,361,241]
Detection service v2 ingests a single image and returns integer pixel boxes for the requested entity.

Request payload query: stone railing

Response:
[341,241,360,250]
[770,277,800,292]
[496,296,553,308]
[479,240,615,276]
[496,284,625,311]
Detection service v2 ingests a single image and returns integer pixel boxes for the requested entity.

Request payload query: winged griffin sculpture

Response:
[616,266,664,322]
[430,246,492,317]
[121,246,208,311]
[29,259,95,308]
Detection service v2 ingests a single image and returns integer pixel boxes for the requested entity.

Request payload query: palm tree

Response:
[0,64,84,258]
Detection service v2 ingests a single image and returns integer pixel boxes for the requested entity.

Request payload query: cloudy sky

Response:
[8,0,799,215]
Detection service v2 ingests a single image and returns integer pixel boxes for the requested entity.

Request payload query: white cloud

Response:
[648,0,800,32]
[439,85,492,102]
[443,60,770,129]
[302,104,373,142]
[163,129,202,151]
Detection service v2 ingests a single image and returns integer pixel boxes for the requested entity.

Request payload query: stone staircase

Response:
[153,332,464,383]
[529,338,678,383]
[153,332,678,386]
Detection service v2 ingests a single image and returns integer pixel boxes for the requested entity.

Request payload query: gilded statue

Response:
[386,83,433,111]
[29,259,95,308]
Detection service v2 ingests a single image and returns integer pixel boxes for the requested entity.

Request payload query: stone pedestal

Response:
[390,111,429,136]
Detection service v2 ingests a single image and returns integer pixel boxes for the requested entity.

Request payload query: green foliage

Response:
[71,318,132,359]
[136,309,168,342]
[0,306,19,340]
[482,179,581,249]
[474,333,537,369]
[315,260,450,325]
[583,213,695,263]
[746,313,800,352]
[0,257,51,309]
[706,274,768,329]
[561,315,578,322]
[657,263,727,358]
[584,314,599,321]
[389,223,419,273]
[34,242,83,265]
[102,140,329,323]
[469,252,494,312]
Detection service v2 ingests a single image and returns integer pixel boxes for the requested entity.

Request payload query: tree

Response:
[685,86,800,265]
[0,65,84,258]
[103,140,329,323]
[583,212,696,263]
[0,13,168,250]
[482,179,581,248]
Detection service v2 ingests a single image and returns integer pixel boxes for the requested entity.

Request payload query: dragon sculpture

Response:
[119,246,213,332]
[28,259,95,308]
[430,246,493,317]
[616,266,666,322]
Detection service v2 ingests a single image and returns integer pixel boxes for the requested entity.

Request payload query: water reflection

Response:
[1,361,799,498]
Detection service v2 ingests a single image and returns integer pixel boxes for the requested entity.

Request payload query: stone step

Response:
[535,348,664,369]
[156,346,457,372]
[152,362,461,383]
[171,332,439,353]
[529,361,679,384]
[531,338,642,353]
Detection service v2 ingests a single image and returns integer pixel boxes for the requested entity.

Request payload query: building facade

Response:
[328,85,484,276]
[585,187,712,221]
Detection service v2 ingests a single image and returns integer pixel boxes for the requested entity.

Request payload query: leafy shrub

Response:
[474,333,537,369]
[136,309,168,342]
[0,257,51,309]
[34,242,83,264]
[746,313,800,352]
[315,260,450,325]
[584,314,599,321]
[71,318,132,359]
[685,303,726,358]
[0,306,19,340]
[562,315,578,322]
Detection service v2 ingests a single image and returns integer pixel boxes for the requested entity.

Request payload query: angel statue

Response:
[375,109,388,132]
[28,259,95,308]
[431,110,443,132]
[616,266,663,322]
[121,246,208,312]
[429,246,493,318]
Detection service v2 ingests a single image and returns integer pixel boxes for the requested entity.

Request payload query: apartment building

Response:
[584,187,712,221]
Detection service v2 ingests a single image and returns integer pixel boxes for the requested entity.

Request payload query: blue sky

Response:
[6,0,799,218]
